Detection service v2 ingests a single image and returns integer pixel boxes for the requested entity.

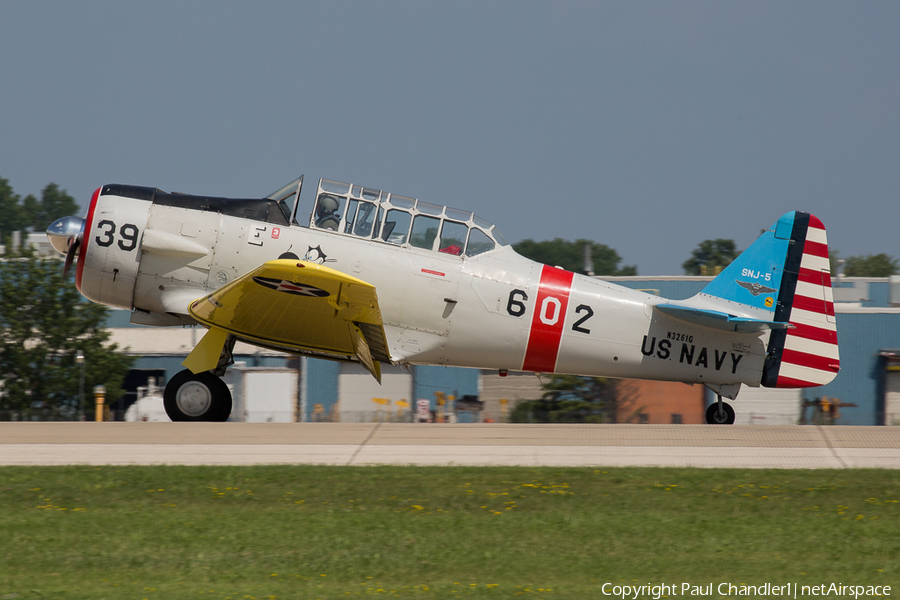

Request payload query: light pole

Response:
[76,351,85,421]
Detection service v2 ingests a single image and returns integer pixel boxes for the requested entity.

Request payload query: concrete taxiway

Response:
[1,423,899,468]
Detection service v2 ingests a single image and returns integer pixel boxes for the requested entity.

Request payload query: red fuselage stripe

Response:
[75,187,101,293]
[522,265,574,373]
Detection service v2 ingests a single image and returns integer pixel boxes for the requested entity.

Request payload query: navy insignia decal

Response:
[736,280,777,297]
[253,276,330,297]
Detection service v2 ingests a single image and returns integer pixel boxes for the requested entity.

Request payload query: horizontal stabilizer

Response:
[655,303,791,333]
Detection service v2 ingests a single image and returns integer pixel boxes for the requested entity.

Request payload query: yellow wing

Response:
[183,259,389,382]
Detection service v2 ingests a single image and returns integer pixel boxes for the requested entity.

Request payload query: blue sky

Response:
[2,1,897,274]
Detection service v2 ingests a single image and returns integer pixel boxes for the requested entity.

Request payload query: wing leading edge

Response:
[184,259,389,382]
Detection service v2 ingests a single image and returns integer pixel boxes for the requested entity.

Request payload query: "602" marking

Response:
[506,289,594,334]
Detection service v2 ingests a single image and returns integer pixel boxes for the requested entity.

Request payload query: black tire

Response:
[705,401,736,425]
[164,369,232,422]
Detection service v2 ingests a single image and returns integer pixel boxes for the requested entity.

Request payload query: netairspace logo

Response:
[600,583,891,599]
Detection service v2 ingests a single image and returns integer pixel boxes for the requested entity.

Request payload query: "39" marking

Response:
[95,220,140,251]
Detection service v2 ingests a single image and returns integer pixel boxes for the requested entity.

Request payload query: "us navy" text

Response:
[641,335,744,374]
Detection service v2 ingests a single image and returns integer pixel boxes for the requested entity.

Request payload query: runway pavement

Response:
[1,422,899,468]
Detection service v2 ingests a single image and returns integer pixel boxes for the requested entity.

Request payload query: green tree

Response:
[0,249,133,420]
[842,253,899,277]
[682,239,739,275]
[509,374,640,424]
[0,179,80,244]
[828,249,841,276]
[21,193,40,230]
[32,183,79,232]
[513,238,637,275]
[0,178,25,245]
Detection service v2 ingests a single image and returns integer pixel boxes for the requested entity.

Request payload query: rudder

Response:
[760,213,839,387]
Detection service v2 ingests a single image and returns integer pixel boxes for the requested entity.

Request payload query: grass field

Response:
[1,465,898,599]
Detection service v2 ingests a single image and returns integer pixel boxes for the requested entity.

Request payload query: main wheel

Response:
[164,370,232,422]
[705,401,736,425]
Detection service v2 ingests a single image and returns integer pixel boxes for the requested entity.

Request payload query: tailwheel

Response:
[705,397,736,425]
[164,369,232,422]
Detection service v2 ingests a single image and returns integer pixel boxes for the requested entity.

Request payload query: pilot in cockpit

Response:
[315,195,341,230]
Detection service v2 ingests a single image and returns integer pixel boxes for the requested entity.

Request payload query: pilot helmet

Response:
[317,195,339,217]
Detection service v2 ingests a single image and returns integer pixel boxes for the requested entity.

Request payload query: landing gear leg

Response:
[164,369,233,422]
[705,395,735,425]
[213,335,236,377]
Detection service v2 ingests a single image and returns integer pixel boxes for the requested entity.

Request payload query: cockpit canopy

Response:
[306,179,508,257]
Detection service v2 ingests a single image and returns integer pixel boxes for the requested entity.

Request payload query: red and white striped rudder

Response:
[761,213,840,388]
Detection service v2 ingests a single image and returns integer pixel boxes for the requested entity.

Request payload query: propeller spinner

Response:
[46,215,85,277]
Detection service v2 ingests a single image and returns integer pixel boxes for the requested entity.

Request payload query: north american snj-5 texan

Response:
[46,175,839,424]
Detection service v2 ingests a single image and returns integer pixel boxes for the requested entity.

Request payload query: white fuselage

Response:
[79,192,769,389]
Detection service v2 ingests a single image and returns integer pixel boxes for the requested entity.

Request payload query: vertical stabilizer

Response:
[695,211,839,388]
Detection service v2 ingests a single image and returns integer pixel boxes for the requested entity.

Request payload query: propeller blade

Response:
[47,215,85,278]
[63,237,80,278]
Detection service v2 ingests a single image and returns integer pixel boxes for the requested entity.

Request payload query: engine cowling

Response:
[76,185,154,310]
[56,183,291,321]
